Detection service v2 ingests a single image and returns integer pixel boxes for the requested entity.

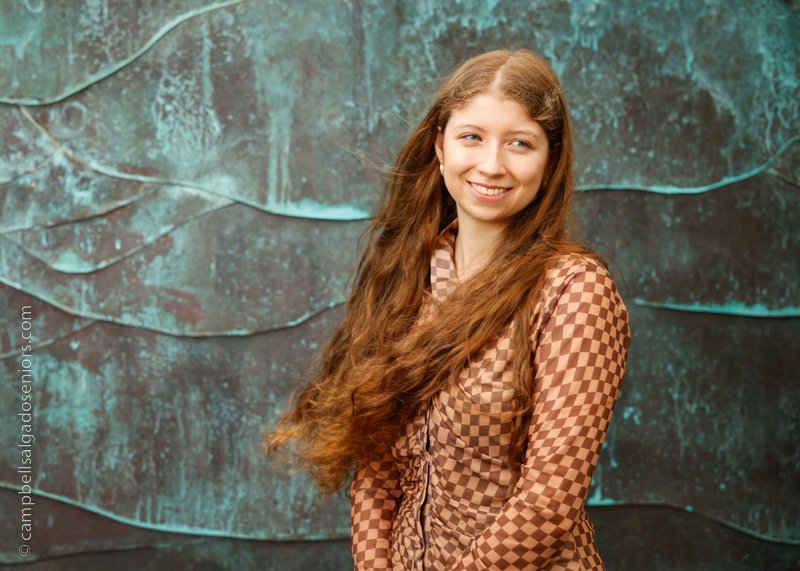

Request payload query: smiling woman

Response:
[435,93,554,281]
[265,49,632,571]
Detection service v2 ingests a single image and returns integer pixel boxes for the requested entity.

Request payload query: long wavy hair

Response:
[264,48,606,496]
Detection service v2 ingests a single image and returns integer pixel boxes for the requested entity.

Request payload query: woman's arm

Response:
[349,442,404,570]
[448,261,632,570]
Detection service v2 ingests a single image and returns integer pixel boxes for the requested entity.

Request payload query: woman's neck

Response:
[453,217,506,282]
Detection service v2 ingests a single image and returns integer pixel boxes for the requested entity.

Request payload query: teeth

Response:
[472,183,509,196]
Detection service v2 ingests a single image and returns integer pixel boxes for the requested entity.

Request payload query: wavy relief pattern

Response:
[592,307,799,541]
[0,287,95,360]
[769,135,800,187]
[0,0,247,105]
[0,103,53,184]
[0,207,363,335]
[0,0,797,568]
[1,490,798,567]
[2,186,233,274]
[575,161,800,311]
[1,0,797,219]
[0,286,351,546]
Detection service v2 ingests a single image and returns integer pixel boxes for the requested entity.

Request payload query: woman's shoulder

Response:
[542,252,614,290]
[530,251,626,329]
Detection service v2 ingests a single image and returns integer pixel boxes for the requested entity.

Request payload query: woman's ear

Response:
[434,126,444,163]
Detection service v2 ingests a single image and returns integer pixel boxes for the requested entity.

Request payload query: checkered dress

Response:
[350,218,632,570]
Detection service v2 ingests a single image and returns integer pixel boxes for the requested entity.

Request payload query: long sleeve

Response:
[349,442,404,570]
[448,261,632,570]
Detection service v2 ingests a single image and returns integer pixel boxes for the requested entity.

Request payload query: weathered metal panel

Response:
[0,0,797,568]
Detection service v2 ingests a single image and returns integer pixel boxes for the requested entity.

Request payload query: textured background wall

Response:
[1,1,798,569]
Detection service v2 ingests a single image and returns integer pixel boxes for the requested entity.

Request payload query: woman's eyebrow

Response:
[452,123,539,139]
[507,129,540,139]
[452,123,484,131]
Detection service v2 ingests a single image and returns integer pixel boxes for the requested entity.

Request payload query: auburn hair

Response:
[264,48,606,496]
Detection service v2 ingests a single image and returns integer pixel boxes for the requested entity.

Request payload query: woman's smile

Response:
[468,181,513,200]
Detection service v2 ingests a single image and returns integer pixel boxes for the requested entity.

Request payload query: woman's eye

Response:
[460,134,480,141]
[511,140,532,149]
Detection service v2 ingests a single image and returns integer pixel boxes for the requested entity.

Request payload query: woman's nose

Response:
[477,145,506,176]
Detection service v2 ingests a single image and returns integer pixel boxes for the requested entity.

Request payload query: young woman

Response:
[265,49,632,570]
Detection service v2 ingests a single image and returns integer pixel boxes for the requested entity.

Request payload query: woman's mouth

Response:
[469,182,512,197]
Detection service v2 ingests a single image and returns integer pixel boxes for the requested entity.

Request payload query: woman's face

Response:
[435,92,550,234]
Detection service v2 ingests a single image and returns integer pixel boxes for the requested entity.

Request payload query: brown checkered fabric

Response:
[350,218,632,570]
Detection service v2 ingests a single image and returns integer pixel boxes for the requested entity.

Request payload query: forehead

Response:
[447,93,542,134]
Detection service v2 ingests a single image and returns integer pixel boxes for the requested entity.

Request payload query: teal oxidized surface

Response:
[0,0,798,569]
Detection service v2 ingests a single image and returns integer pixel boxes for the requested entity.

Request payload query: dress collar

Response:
[430,217,459,302]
